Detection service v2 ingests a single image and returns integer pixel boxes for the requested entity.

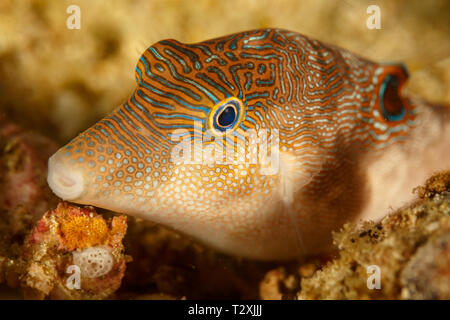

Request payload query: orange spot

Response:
[60,215,108,250]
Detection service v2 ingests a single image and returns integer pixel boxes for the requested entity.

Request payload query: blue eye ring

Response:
[208,97,244,135]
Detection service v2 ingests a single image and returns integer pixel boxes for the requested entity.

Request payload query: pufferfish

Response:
[47,29,450,260]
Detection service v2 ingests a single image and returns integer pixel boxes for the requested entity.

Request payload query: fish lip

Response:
[47,154,84,201]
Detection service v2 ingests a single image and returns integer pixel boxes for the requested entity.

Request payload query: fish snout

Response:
[47,153,85,201]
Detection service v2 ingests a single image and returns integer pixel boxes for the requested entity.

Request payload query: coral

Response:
[257,171,450,300]
[58,212,108,250]
[400,231,450,299]
[0,115,59,292]
[19,203,129,299]
[73,246,114,279]
[0,115,58,226]
[414,171,450,199]
[259,268,296,300]
[295,171,450,299]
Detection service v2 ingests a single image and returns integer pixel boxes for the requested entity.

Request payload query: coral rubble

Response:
[260,171,450,300]
[0,114,59,292]
[21,202,129,299]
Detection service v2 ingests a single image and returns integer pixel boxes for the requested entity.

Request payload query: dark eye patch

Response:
[380,75,406,121]
[217,105,236,127]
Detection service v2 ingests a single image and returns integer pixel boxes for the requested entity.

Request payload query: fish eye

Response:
[209,97,244,135]
[217,105,237,127]
[379,75,406,121]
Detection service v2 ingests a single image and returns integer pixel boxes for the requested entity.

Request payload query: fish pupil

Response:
[218,105,236,127]
[381,75,406,121]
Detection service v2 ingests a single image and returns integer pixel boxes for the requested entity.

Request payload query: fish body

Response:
[47,29,450,260]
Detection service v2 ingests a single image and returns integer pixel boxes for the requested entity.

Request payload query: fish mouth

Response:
[47,154,84,201]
